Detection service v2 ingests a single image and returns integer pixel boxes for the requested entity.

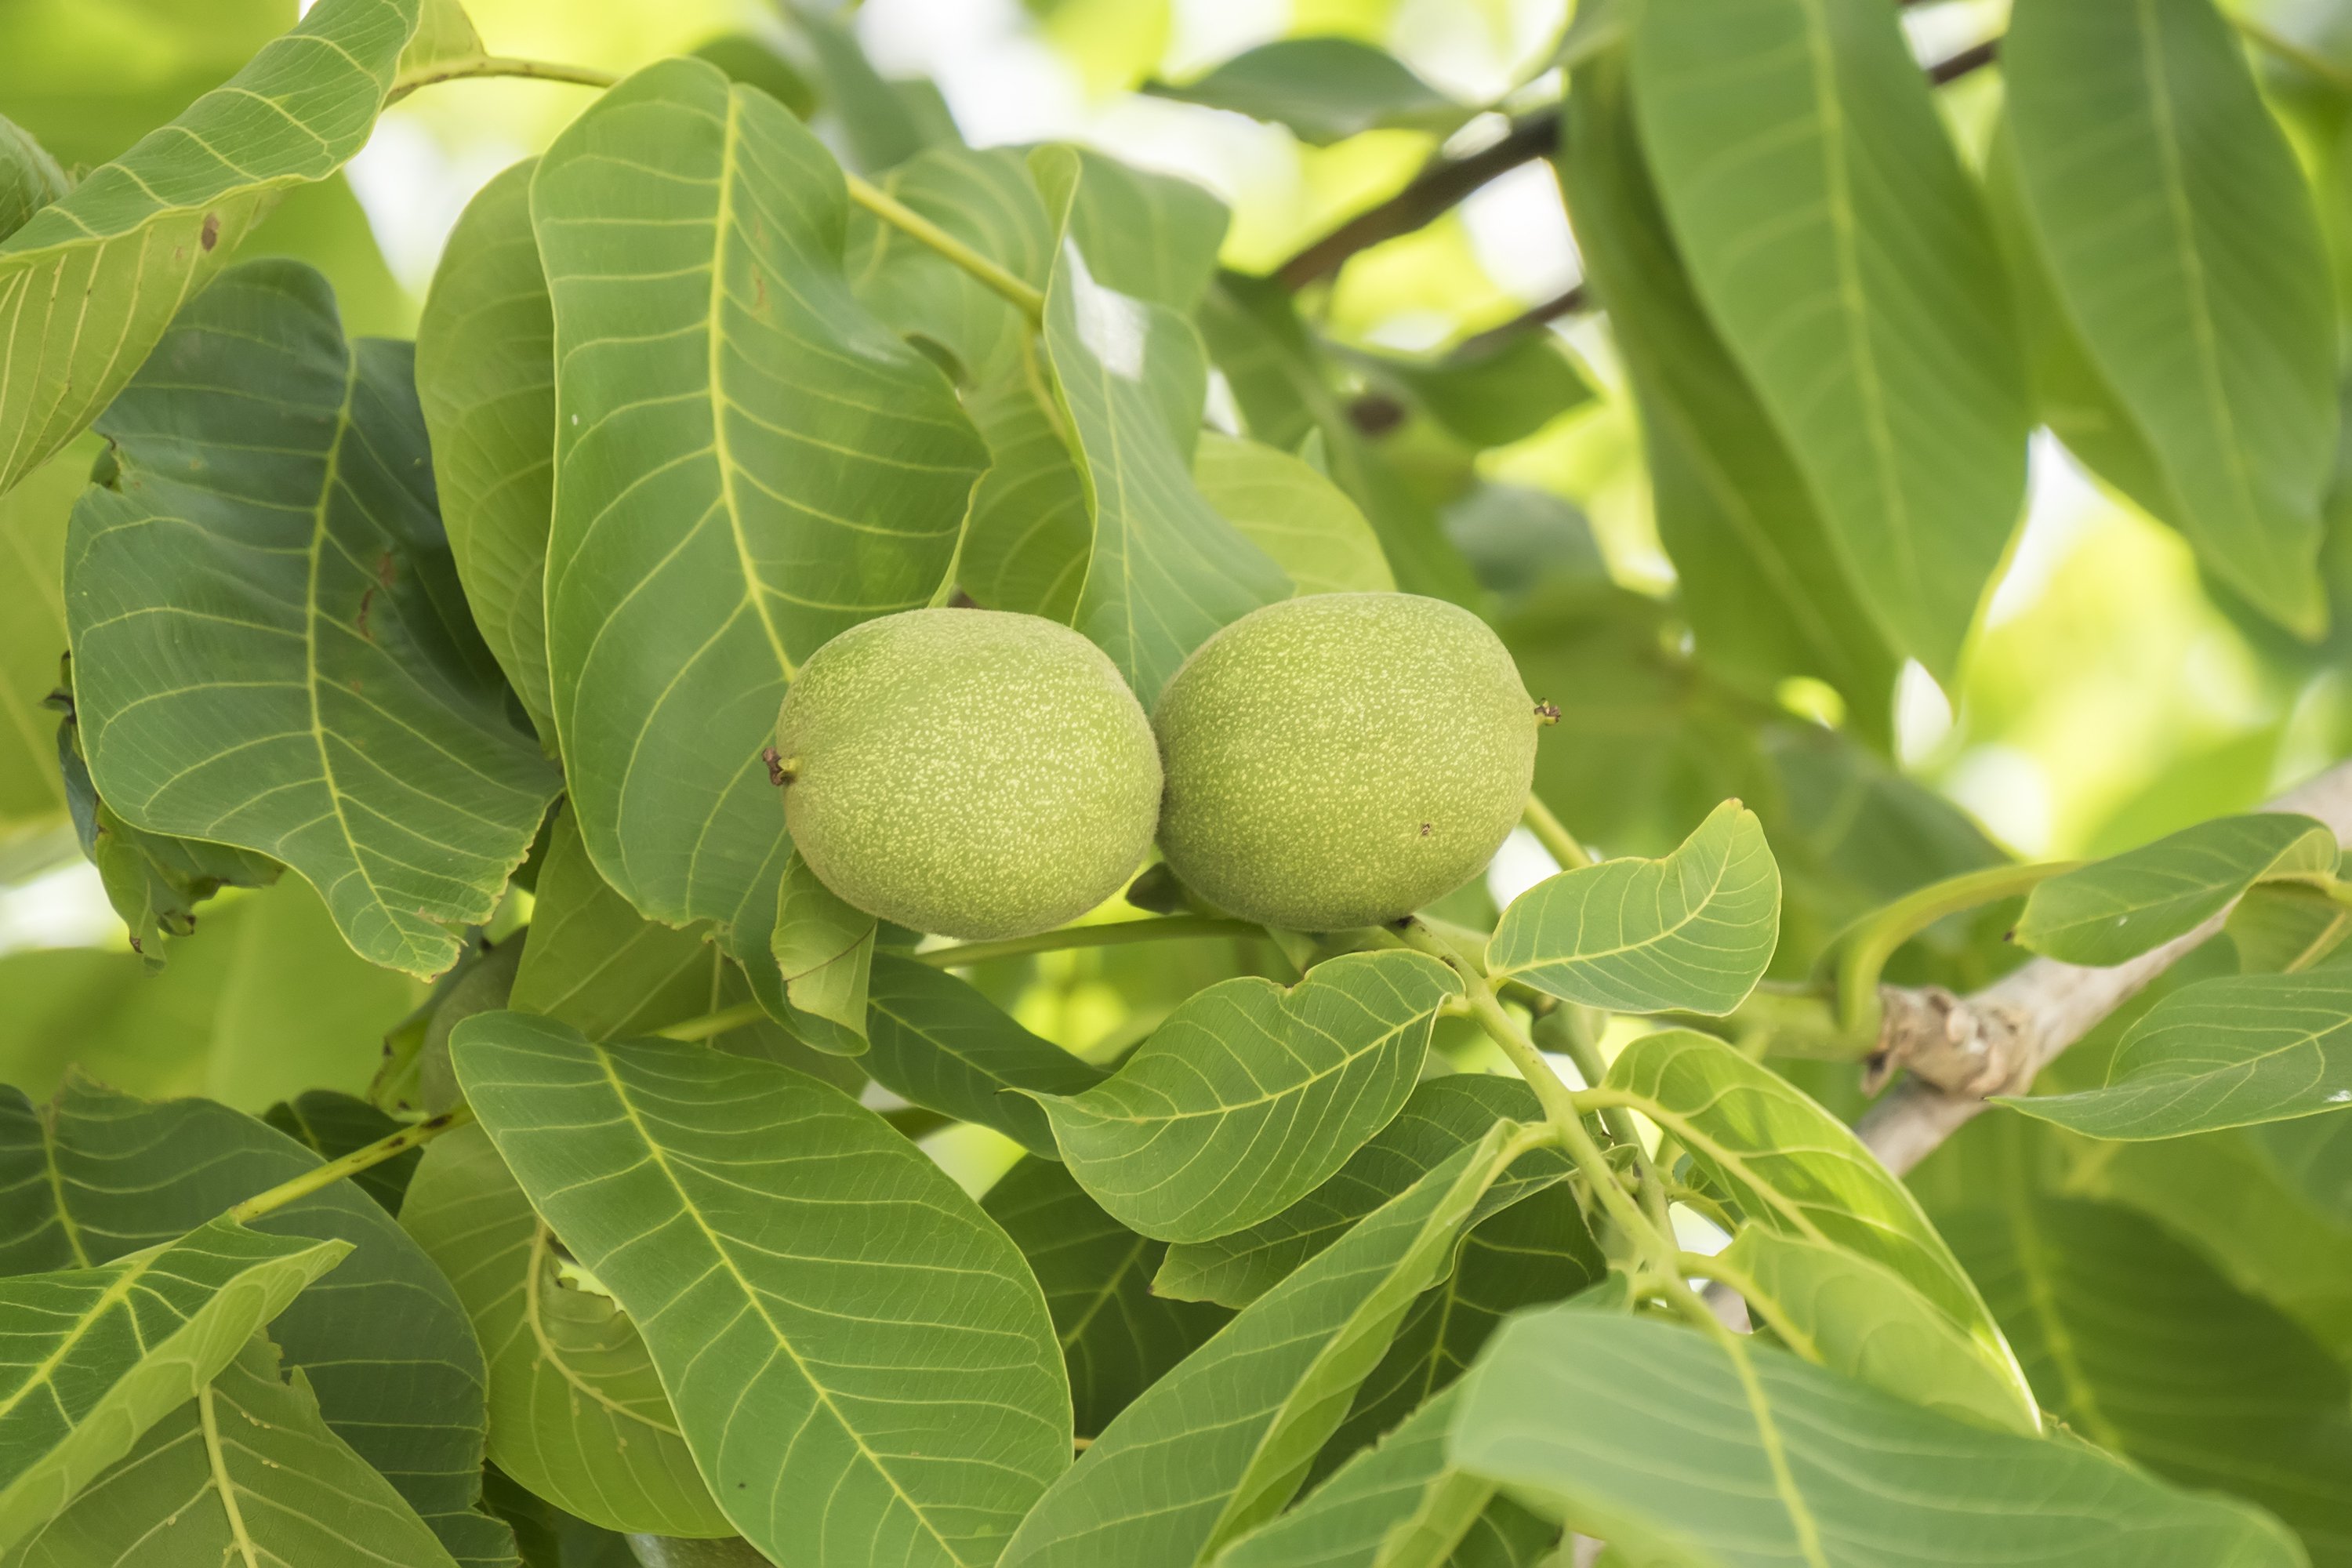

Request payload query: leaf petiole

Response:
[1831,860,2078,1041]
[385,54,619,105]
[227,1105,475,1222]
[1521,792,1595,869]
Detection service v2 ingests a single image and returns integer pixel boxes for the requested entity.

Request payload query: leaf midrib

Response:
[587,1044,968,1563]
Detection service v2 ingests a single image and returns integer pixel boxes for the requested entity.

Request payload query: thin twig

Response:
[1521,793,1596,870]
[1276,111,1562,290]
[1453,285,1588,361]
[1925,35,2000,87]
[1857,757,2352,1174]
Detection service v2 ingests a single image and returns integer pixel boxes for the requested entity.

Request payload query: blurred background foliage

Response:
[8,0,2352,1127]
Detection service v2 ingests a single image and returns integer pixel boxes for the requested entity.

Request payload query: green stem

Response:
[386,54,619,104]
[1521,793,1595,870]
[844,178,1047,321]
[2234,15,2352,92]
[1534,1007,1671,1236]
[1834,861,2077,1039]
[229,1107,474,1222]
[652,916,1265,1043]
[383,53,1045,323]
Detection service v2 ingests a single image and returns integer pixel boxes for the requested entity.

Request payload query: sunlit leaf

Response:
[1192,433,1395,597]
[5,1334,465,1567]
[865,956,1102,1157]
[1449,1307,2303,1566]
[1714,1228,2038,1435]
[65,260,561,978]
[0,441,87,840]
[1628,0,2031,680]
[1213,1386,1555,1568]
[0,1218,344,1553]
[1033,148,1290,706]
[2005,970,2352,1138]
[1591,1031,2026,1403]
[1033,147,1229,315]
[451,1011,1069,1567]
[416,158,558,742]
[1944,1194,2352,1565]
[1029,950,1461,1243]
[401,1123,730,1538]
[0,114,66,245]
[0,1080,504,1563]
[1557,50,1896,735]
[1002,1123,1545,1568]
[399,0,481,74]
[1487,800,1780,1014]
[1154,1076,1572,1311]
[776,0,955,174]
[2002,0,2334,635]
[534,56,986,957]
[1144,38,1461,145]
[0,0,418,498]
[2016,813,2337,966]
[981,1157,1229,1437]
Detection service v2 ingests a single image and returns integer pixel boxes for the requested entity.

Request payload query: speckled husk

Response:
[1153,593,1540,931]
[774,609,1162,940]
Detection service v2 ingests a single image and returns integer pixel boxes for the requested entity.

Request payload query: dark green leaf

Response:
[52,690,280,966]
[1155,1075,1572,1311]
[1944,1195,2352,1565]
[65,260,561,978]
[1143,38,1462,146]
[1628,0,2031,680]
[534,58,985,964]
[777,0,954,174]
[1314,1172,1599,1483]
[2005,970,2352,1138]
[262,1091,416,1214]
[1592,1031,2025,1401]
[771,849,875,1040]
[5,1334,466,1567]
[1557,49,1896,732]
[847,144,1051,384]
[401,1123,730,1537]
[1449,1307,2303,1566]
[865,955,1103,1157]
[1001,1123,1547,1568]
[1487,800,1780,1014]
[1349,336,1592,452]
[0,1218,345,1552]
[1192,432,1395,596]
[2003,0,2334,635]
[981,1157,1229,1437]
[0,1080,505,1564]
[0,0,419,497]
[450,1011,1069,1566]
[2016,813,2337,966]
[1213,1386,1555,1568]
[693,34,817,119]
[416,158,558,742]
[1029,950,1461,1243]
[1033,147,1290,706]
[958,361,1094,619]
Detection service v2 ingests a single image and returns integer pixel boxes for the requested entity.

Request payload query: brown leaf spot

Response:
[374,550,397,589]
[1419,822,1432,837]
[355,586,376,642]
[200,212,220,252]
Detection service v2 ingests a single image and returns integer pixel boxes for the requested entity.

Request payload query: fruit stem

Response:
[228,1106,474,1221]
[386,54,619,105]
[845,177,1047,322]
[1520,793,1594,869]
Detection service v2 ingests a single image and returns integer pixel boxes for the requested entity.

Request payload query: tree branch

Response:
[1857,757,2352,1174]
[1276,111,1562,291]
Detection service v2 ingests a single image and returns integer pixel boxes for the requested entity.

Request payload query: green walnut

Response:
[1153,593,1544,931]
[773,608,1162,940]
